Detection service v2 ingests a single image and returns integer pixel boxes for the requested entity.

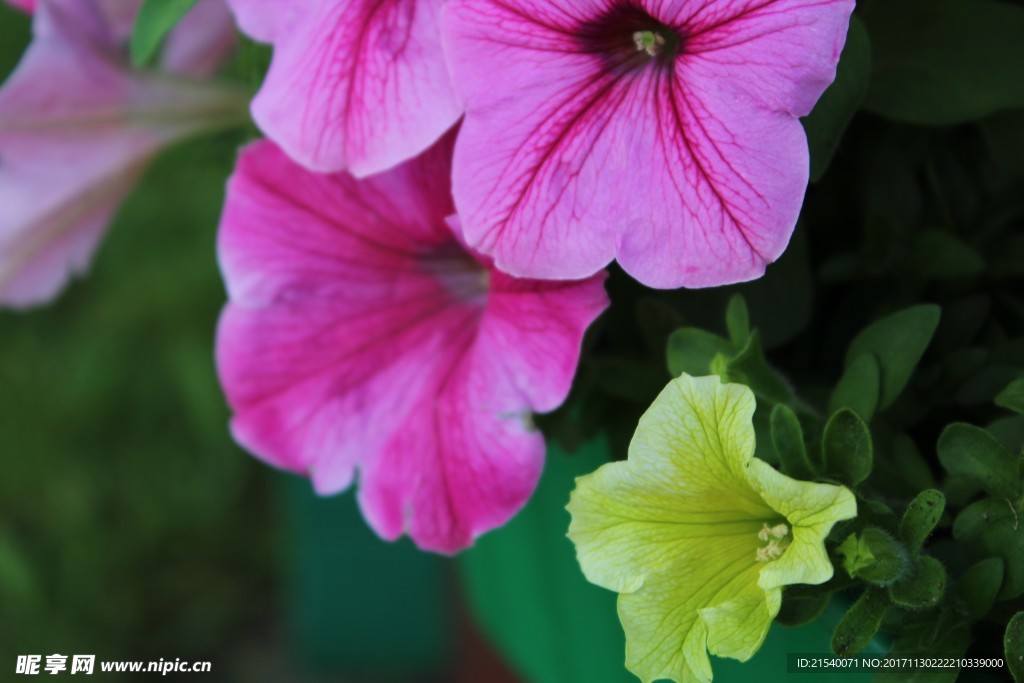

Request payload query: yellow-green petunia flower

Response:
[567,374,857,683]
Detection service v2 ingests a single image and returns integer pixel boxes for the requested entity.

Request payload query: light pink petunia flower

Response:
[0,0,244,308]
[442,0,855,289]
[216,136,608,554]
[5,0,35,13]
[224,0,462,177]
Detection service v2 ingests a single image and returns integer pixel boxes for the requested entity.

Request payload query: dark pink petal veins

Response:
[229,0,462,176]
[442,0,853,289]
[216,139,607,553]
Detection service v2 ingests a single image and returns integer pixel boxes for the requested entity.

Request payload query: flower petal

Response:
[0,0,246,307]
[217,139,607,553]
[234,0,461,176]
[749,458,857,589]
[5,0,35,13]
[671,0,855,117]
[443,0,852,288]
[162,0,237,77]
[223,0,287,42]
[616,534,766,682]
[568,374,857,682]
[568,375,771,593]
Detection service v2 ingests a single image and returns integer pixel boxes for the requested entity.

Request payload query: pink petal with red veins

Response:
[676,0,855,117]
[0,0,248,307]
[216,139,607,553]
[442,0,852,289]
[228,0,461,176]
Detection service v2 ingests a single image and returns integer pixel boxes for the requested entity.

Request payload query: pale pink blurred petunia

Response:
[216,136,608,554]
[5,0,34,13]
[224,0,462,176]
[0,0,244,308]
[442,0,854,289]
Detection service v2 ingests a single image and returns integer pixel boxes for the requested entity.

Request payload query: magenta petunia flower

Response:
[442,0,854,289]
[0,0,243,307]
[216,135,608,554]
[224,0,462,177]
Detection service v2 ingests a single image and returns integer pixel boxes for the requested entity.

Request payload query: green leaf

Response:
[770,404,812,479]
[803,16,871,182]
[889,556,947,610]
[736,226,814,348]
[997,379,1024,416]
[723,331,794,405]
[823,409,873,487]
[899,490,945,555]
[890,434,938,493]
[130,0,199,68]
[829,353,880,423]
[953,499,1024,600]
[937,423,1020,500]
[666,328,732,378]
[876,618,969,683]
[910,230,985,280]
[831,588,890,656]
[845,305,941,409]
[588,357,667,405]
[725,294,750,348]
[460,438,635,683]
[1007,612,1024,682]
[980,110,1024,174]
[989,416,1024,455]
[862,0,1024,124]
[776,590,831,628]
[956,557,1003,619]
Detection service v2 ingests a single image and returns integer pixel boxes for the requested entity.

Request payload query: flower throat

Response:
[577,3,683,73]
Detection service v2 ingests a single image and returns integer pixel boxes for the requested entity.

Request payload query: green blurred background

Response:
[8,0,1023,679]
[0,7,466,681]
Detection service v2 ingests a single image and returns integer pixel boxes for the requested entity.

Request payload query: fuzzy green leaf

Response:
[831,588,890,656]
[725,332,793,405]
[938,423,1020,500]
[829,353,880,423]
[910,230,986,280]
[666,328,732,378]
[777,590,832,628]
[770,404,813,479]
[997,379,1024,416]
[900,490,945,555]
[823,409,873,487]
[725,295,750,348]
[954,499,1024,600]
[1007,612,1024,682]
[956,557,1004,619]
[889,556,947,610]
[845,305,940,409]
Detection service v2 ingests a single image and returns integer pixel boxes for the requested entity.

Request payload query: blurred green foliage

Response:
[0,5,282,676]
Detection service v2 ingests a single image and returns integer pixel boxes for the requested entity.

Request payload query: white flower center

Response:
[755,523,791,563]
[632,30,666,57]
